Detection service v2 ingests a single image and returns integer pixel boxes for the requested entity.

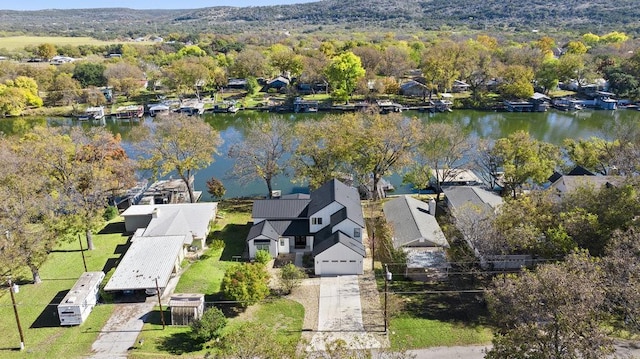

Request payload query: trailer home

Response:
[57,271,105,326]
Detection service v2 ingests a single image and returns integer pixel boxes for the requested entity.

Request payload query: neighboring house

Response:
[443,186,503,217]
[549,175,620,199]
[383,195,449,281]
[105,203,217,295]
[226,78,248,90]
[431,168,483,189]
[452,80,470,93]
[247,179,365,276]
[264,76,290,92]
[400,80,429,98]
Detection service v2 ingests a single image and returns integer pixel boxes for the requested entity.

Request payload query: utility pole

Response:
[155,278,165,329]
[78,234,87,272]
[384,264,392,333]
[8,279,25,350]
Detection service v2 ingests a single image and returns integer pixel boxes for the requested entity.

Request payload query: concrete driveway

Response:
[308,275,381,351]
[89,302,154,359]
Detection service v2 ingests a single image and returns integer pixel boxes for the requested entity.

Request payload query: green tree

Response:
[0,85,27,117]
[48,73,82,106]
[498,64,534,99]
[486,251,613,359]
[36,43,57,60]
[488,131,560,198]
[190,307,227,342]
[566,41,588,55]
[562,137,617,175]
[279,263,306,294]
[205,176,226,199]
[325,51,365,103]
[535,59,559,94]
[221,263,270,307]
[139,113,222,203]
[72,62,107,87]
[254,249,271,265]
[228,117,293,198]
[268,44,303,77]
[245,76,259,96]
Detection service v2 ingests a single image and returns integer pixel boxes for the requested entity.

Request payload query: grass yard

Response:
[390,315,493,349]
[0,220,130,358]
[0,36,152,51]
[130,298,304,358]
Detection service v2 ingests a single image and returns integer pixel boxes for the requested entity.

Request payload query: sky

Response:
[2,0,318,11]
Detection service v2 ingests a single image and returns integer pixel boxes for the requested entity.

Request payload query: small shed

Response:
[57,271,105,326]
[170,293,205,326]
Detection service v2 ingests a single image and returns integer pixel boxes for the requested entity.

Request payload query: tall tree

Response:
[72,62,107,88]
[324,51,365,103]
[104,62,145,100]
[498,64,535,99]
[486,251,613,359]
[487,131,560,198]
[47,73,82,106]
[562,137,618,175]
[228,117,293,198]
[139,113,221,203]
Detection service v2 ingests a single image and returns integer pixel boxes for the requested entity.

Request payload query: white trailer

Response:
[57,271,105,326]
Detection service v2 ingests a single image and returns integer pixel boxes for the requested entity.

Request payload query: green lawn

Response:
[390,316,492,349]
[0,36,152,51]
[0,220,129,358]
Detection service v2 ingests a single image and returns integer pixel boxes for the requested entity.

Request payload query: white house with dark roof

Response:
[247,179,365,276]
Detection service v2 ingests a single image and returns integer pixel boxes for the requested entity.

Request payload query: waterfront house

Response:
[247,179,365,276]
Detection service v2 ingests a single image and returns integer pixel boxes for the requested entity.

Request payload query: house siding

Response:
[315,243,363,275]
[310,202,342,233]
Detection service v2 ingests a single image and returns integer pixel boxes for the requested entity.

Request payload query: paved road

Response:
[309,275,381,351]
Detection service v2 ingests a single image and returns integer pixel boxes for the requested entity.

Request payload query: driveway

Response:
[88,302,154,359]
[308,275,381,351]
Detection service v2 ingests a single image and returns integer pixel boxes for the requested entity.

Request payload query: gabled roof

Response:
[400,80,428,91]
[550,175,620,194]
[312,231,365,257]
[247,220,279,241]
[443,186,503,212]
[309,179,364,227]
[383,196,449,248]
[121,203,217,239]
[104,235,185,291]
[251,199,310,219]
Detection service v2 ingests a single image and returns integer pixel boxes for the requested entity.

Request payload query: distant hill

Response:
[0,0,638,38]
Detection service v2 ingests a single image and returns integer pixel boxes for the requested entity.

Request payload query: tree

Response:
[535,59,559,94]
[292,114,355,190]
[104,62,145,100]
[268,44,303,77]
[562,137,617,175]
[206,176,226,199]
[324,51,365,103]
[165,56,224,99]
[420,41,460,96]
[190,307,227,342]
[48,73,82,106]
[36,43,57,61]
[487,131,560,198]
[486,251,613,359]
[498,64,534,99]
[221,263,270,307]
[279,263,306,294]
[228,117,293,198]
[229,48,268,79]
[350,112,421,200]
[139,113,222,203]
[404,122,471,200]
[72,62,107,88]
[254,249,271,265]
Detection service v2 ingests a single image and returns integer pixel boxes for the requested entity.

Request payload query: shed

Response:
[170,293,205,326]
[57,271,105,326]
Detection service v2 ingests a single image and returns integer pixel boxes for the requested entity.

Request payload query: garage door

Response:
[317,259,361,276]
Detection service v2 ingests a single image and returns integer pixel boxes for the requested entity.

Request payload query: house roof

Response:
[267,76,290,85]
[400,80,428,91]
[550,175,620,194]
[309,179,364,227]
[104,235,185,291]
[383,196,449,248]
[443,186,503,212]
[251,199,310,219]
[247,220,280,241]
[312,231,365,257]
[123,203,217,239]
[432,168,482,185]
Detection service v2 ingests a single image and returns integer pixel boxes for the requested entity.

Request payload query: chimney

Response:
[428,199,436,216]
[152,207,159,218]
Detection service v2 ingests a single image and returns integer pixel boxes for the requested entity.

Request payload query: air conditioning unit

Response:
[271,190,282,198]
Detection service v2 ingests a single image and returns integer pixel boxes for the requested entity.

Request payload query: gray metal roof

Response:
[309,179,364,227]
[59,271,105,305]
[124,203,217,239]
[247,220,279,241]
[383,196,449,248]
[104,235,185,291]
[312,231,365,257]
[443,186,503,212]
[251,199,310,219]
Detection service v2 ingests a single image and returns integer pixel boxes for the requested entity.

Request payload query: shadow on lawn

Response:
[145,309,204,354]
[30,290,68,328]
[98,221,126,235]
[214,223,251,261]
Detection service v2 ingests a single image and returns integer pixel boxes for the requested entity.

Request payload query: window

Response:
[354,228,361,238]
[279,239,285,247]
[312,217,323,225]
[255,239,270,252]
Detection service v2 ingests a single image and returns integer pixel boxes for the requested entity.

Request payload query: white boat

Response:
[149,104,171,117]
[77,106,105,121]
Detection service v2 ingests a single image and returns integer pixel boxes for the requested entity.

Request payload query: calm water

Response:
[9,108,639,199]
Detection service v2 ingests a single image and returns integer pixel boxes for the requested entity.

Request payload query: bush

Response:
[254,249,272,265]
[279,263,306,294]
[210,239,225,251]
[221,263,270,307]
[190,307,227,342]
[103,206,119,221]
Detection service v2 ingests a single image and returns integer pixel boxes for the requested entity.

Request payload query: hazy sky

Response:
[2,0,318,11]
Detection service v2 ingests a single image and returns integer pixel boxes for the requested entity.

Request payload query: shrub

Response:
[279,263,306,294]
[103,206,119,221]
[221,263,270,307]
[254,249,271,265]
[190,307,227,342]
[210,239,225,251]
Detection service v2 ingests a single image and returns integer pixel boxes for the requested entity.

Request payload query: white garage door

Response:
[317,259,361,276]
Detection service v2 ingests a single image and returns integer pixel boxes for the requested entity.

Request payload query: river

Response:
[9,108,640,199]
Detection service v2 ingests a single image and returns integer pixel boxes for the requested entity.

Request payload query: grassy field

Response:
[0,36,152,51]
[0,220,129,358]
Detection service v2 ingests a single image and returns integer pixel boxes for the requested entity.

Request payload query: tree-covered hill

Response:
[0,0,638,38]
